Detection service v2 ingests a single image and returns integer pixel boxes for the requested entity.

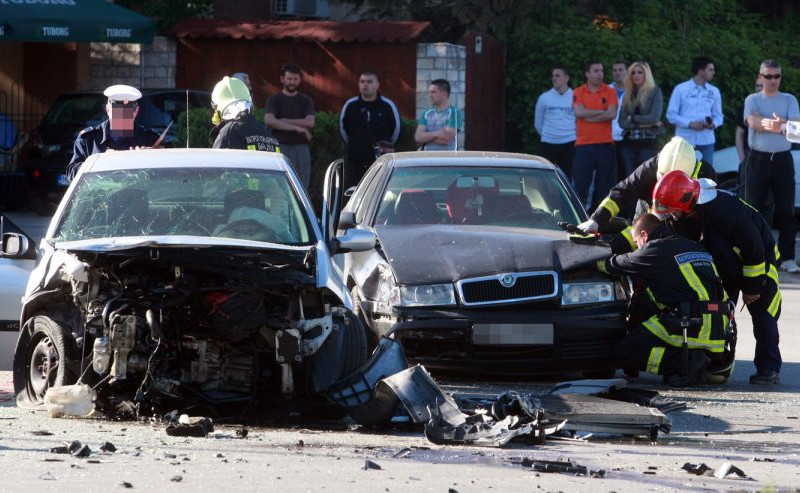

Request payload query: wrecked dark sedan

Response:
[325,151,628,376]
[7,149,376,416]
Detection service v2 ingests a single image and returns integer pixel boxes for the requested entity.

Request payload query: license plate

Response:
[472,323,554,345]
[57,174,70,186]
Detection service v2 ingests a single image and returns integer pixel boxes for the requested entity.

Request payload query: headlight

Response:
[561,281,616,305]
[396,284,456,307]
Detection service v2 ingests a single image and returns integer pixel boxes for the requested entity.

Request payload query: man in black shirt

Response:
[339,71,401,191]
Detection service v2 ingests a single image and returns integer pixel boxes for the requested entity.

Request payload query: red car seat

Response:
[445,176,499,224]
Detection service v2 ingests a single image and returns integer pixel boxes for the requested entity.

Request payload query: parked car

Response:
[23,89,211,215]
[7,148,375,416]
[0,214,37,371]
[324,151,629,377]
[712,145,800,212]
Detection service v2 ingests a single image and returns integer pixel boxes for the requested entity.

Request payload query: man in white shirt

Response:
[534,66,575,177]
[666,56,723,164]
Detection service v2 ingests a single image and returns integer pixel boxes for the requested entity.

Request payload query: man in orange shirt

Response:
[572,61,618,209]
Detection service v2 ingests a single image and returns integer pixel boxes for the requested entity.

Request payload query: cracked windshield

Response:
[53,168,312,245]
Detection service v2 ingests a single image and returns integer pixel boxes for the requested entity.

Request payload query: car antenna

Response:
[186,89,190,148]
[454,105,459,152]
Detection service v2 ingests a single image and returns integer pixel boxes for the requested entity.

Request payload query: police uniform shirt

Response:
[68,120,159,178]
[211,113,281,152]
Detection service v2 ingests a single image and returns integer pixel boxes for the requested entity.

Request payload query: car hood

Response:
[374,225,612,284]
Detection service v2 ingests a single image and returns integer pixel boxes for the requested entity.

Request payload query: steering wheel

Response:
[216,219,277,242]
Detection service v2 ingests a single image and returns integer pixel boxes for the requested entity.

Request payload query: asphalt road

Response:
[1,211,800,491]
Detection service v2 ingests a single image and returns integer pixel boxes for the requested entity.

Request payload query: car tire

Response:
[13,315,80,408]
[337,310,369,379]
[351,287,377,353]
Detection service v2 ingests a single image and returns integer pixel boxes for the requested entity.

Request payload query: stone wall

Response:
[416,42,466,148]
[90,36,176,90]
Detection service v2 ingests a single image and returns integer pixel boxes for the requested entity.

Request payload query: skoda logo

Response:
[499,274,516,288]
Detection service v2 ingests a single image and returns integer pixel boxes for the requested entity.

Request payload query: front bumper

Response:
[370,301,627,376]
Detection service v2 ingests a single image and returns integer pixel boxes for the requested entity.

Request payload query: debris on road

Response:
[513,458,605,477]
[682,462,751,480]
[165,415,214,437]
[392,448,412,459]
[29,430,54,436]
[363,460,382,470]
[100,442,117,453]
[43,384,96,418]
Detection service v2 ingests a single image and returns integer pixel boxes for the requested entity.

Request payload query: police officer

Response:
[653,170,782,385]
[210,76,280,152]
[68,84,159,179]
[598,213,734,386]
[578,136,716,252]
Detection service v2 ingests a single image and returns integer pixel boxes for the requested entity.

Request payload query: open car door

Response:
[321,159,345,246]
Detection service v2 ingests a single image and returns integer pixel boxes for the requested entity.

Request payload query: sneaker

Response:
[749,369,780,384]
[780,260,800,273]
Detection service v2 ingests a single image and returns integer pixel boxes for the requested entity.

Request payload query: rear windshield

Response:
[374,166,582,229]
[43,94,106,127]
[54,167,313,246]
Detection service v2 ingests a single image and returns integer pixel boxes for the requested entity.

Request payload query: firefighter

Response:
[652,170,782,384]
[210,76,281,152]
[598,213,734,386]
[578,136,716,252]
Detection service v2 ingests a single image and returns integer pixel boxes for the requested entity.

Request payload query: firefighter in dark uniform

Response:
[578,136,716,253]
[209,76,280,152]
[67,85,159,180]
[653,170,782,385]
[598,213,734,386]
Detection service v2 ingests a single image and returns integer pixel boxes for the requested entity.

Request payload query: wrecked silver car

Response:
[326,152,628,377]
[9,149,375,416]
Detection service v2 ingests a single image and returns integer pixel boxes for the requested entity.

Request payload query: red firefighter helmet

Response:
[652,170,700,219]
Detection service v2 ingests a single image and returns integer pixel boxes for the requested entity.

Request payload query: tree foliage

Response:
[336,0,800,152]
[117,0,213,34]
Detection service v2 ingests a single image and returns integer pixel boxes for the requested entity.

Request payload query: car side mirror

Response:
[338,211,356,231]
[331,229,375,255]
[1,232,35,259]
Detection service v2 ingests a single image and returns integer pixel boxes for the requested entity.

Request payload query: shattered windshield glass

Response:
[374,166,582,229]
[54,168,313,245]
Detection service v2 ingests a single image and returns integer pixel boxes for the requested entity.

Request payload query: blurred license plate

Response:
[472,323,554,345]
[57,174,70,186]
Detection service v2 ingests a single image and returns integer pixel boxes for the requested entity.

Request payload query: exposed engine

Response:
[25,246,358,415]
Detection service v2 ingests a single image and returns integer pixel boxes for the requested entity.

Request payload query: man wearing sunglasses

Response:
[67,84,159,180]
[743,59,800,274]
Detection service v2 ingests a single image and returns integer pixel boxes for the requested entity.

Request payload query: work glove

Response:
[577,219,599,234]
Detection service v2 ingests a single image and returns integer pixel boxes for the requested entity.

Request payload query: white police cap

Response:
[104,84,142,103]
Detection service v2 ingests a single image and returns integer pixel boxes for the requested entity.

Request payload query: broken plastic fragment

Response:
[44,384,96,418]
[165,416,214,437]
[363,460,382,470]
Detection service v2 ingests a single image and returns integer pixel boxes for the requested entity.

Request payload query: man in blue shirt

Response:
[666,56,723,164]
[415,79,462,151]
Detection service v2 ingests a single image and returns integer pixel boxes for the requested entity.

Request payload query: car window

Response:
[138,92,211,131]
[374,166,582,229]
[54,168,313,245]
[43,95,106,127]
[353,163,384,224]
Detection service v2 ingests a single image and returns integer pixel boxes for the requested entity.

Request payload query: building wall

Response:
[175,37,418,116]
[416,42,466,148]
[90,36,176,90]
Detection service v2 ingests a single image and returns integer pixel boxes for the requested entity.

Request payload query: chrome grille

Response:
[456,271,558,306]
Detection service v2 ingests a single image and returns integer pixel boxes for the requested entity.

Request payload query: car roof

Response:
[81,148,291,173]
[384,151,556,170]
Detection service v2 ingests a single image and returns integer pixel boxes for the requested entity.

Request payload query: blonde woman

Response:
[618,62,664,176]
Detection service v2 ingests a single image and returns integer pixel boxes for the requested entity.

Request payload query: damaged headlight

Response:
[394,283,456,307]
[561,281,617,306]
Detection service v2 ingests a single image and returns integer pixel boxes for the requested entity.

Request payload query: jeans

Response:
[695,143,715,165]
[619,143,658,178]
[538,141,575,178]
[572,143,616,210]
[742,149,797,261]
